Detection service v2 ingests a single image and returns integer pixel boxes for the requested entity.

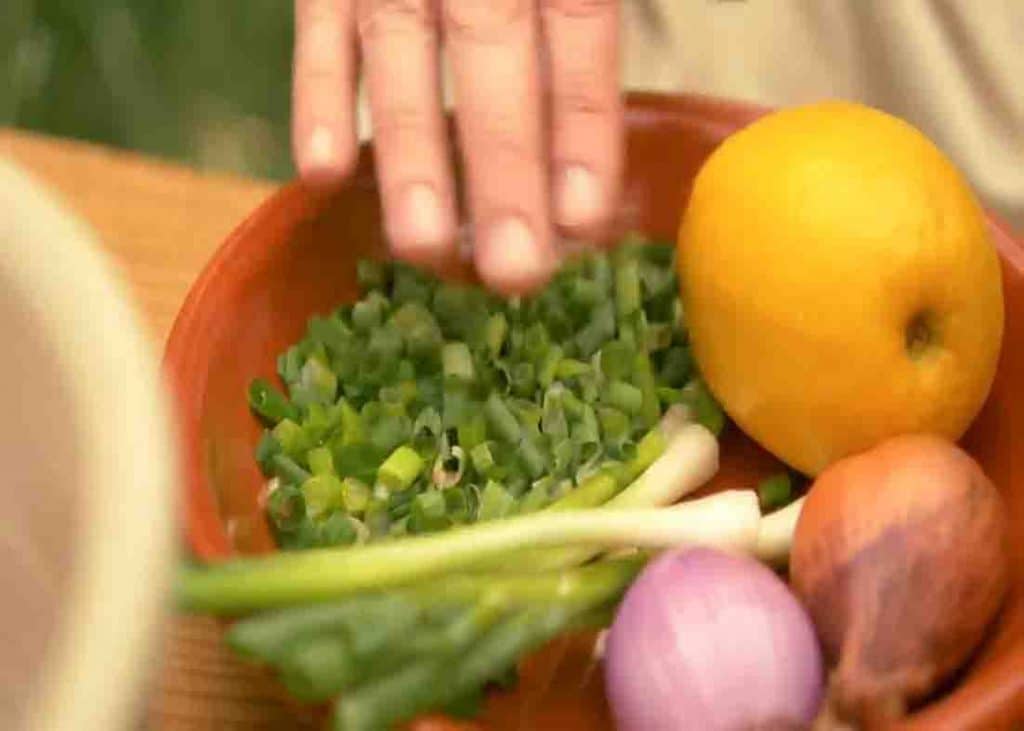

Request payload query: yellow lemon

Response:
[677,101,1004,475]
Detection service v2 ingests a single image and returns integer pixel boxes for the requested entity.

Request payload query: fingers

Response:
[541,0,622,237]
[292,0,622,290]
[292,0,359,184]
[443,0,557,295]
[357,0,457,266]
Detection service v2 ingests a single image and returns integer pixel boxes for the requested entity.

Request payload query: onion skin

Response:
[605,547,824,730]
[790,435,1009,728]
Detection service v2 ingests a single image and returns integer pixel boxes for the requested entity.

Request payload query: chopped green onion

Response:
[484,394,521,444]
[307,446,335,477]
[589,254,612,294]
[510,362,536,398]
[523,322,549,363]
[573,404,600,445]
[277,346,304,386]
[392,302,443,358]
[300,403,333,446]
[396,359,416,381]
[273,419,309,458]
[632,351,662,428]
[645,322,674,352]
[266,483,306,533]
[317,512,358,547]
[308,315,352,355]
[568,278,601,311]
[556,358,591,379]
[456,413,487,452]
[367,412,413,454]
[517,436,547,479]
[340,478,371,515]
[443,486,472,523]
[484,313,508,358]
[518,483,550,514]
[301,474,344,519]
[409,491,450,534]
[255,431,282,474]
[412,406,442,439]
[560,389,585,419]
[469,442,496,476]
[607,440,638,462]
[757,473,793,511]
[575,302,616,358]
[390,517,410,536]
[377,445,425,493]
[333,443,388,485]
[363,499,390,538]
[551,440,574,475]
[272,454,312,486]
[392,263,433,306]
[368,323,403,361]
[681,379,727,436]
[442,342,475,382]
[614,258,642,317]
[536,344,564,388]
[508,398,542,432]
[250,241,713,566]
[352,294,386,333]
[249,379,300,424]
[477,481,516,522]
[598,407,631,444]
[656,386,684,406]
[541,389,569,441]
[442,384,473,430]
[339,400,364,445]
[659,346,693,387]
[379,383,411,406]
[599,340,635,381]
[606,381,644,415]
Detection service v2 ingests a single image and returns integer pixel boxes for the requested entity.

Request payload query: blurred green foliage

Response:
[2,1,296,180]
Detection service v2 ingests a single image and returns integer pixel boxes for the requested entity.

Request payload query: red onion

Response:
[605,548,824,730]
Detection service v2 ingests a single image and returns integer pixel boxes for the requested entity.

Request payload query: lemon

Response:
[677,101,1004,475]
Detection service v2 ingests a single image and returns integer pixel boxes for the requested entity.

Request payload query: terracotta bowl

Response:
[165,92,1024,729]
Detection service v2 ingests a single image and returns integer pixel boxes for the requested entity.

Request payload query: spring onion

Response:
[177,491,759,613]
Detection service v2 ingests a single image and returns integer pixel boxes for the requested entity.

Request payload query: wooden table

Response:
[1,129,319,730]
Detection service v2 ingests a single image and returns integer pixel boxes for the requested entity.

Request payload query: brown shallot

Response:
[790,434,1009,728]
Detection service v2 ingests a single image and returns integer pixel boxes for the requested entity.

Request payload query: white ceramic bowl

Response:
[0,160,177,730]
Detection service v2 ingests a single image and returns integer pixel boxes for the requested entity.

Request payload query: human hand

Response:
[292,1,622,294]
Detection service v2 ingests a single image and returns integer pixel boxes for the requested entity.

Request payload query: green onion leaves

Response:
[246,234,728,550]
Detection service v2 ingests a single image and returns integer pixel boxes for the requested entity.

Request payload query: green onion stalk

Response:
[177,409,743,614]
[178,490,757,613]
[174,403,758,730]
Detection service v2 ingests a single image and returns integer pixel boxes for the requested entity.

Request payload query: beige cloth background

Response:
[624,0,1024,230]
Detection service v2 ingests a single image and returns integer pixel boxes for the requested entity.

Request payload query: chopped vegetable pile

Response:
[179,234,753,730]
[248,235,725,551]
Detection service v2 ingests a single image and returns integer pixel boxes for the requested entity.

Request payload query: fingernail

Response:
[393,183,448,253]
[479,216,554,293]
[306,125,336,168]
[556,165,602,229]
